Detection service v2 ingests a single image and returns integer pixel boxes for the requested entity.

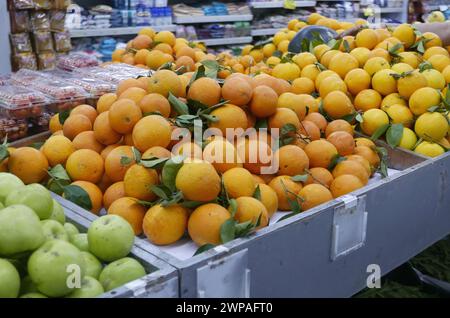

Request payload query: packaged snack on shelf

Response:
[56,53,99,71]
[9,10,31,33]
[74,67,132,84]
[33,0,52,10]
[37,52,56,70]
[9,0,34,10]
[10,33,32,53]
[0,84,50,119]
[30,11,50,31]
[32,31,54,53]
[50,10,66,32]
[102,63,151,78]
[0,117,28,142]
[53,31,72,52]
[12,53,37,71]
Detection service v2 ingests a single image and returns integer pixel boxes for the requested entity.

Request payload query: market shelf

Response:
[69,25,177,38]
[251,28,280,36]
[199,36,253,46]
[173,14,253,24]
[360,7,404,14]
[250,1,317,8]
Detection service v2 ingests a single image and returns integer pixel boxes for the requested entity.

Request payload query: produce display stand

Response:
[59,197,179,298]
[47,141,450,298]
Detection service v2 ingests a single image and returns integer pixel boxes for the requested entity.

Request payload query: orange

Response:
[188,203,231,246]
[355,28,379,49]
[138,93,171,118]
[108,197,146,235]
[175,46,195,59]
[299,120,321,141]
[209,104,248,136]
[103,181,125,210]
[344,68,371,95]
[132,34,152,50]
[116,78,146,96]
[70,181,103,214]
[175,56,195,73]
[118,87,147,104]
[132,115,172,152]
[93,111,122,146]
[326,131,355,156]
[322,91,355,119]
[143,204,189,245]
[49,114,63,133]
[42,135,75,167]
[249,85,278,118]
[96,173,112,193]
[100,144,120,161]
[325,119,354,137]
[233,197,269,229]
[346,154,372,177]
[142,146,172,159]
[134,49,150,65]
[153,43,173,55]
[63,114,92,140]
[70,104,98,124]
[65,149,104,184]
[187,77,221,107]
[148,69,183,98]
[298,184,333,211]
[8,147,49,184]
[236,138,273,175]
[328,53,359,78]
[138,27,155,38]
[202,138,243,174]
[354,146,380,170]
[222,76,253,106]
[275,145,309,176]
[318,76,348,97]
[222,167,256,198]
[258,184,278,217]
[268,108,300,131]
[330,174,364,198]
[123,164,159,201]
[277,92,309,121]
[332,160,369,185]
[154,31,176,46]
[96,93,118,113]
[304,140,338,169]
[268,175,302,211]
[354,89,382,111]
[304,113,327,133]
[72,131,104,153]
[304,167,334,188]
[251,74,282,95]
[112,49,125,62]
[291,77,315,94]
[108,98,143,134]
[104,145,136,182]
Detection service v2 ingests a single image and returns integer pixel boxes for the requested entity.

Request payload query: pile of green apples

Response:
[0,172,146,298]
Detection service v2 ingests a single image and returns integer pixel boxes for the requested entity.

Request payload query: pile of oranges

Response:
[2,13,450,251]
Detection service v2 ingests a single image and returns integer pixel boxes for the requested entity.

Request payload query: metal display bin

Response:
[12,134,450,297]
[60,196,179,298]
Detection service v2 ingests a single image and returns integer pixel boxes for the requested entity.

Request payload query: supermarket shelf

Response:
[360,7,404,14]
[173,14,253,24]
[425,5,448,11]
[250,1,317,8]
[69,25,177,38]
[199,36,253,46]
[251,28,280,36]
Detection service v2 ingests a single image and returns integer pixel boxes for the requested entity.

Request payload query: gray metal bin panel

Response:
[61,197,179,298]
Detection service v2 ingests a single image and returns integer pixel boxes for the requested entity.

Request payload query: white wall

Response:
[0,0,11,74]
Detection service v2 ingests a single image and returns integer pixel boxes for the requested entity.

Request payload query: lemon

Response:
[277,40,290,53]
[345,68,371,95]
[422,69,446,89]
[241,44,254,56]
[350,47,371,67]
[288,19,299,30]
[293,52,317,68]
[392,24,416,48]
[391,63,413,73]
[414,112,449,142]
[408,87,441,115]
[313,44,330,60]
[381,93,407,111]
[364,57,390,76]
[398,127,417,150]
[385,104,414,127]
[262,43,276,58]
[266,56,281,67]
[272,63,301,81]
[371,69,398,96]
[443,65,450,84]
[427,54,450,72]
[423,47,449,60]
[427,11,446,23]
[328,52,359,78]
[355,28,379,49]
[397,71,428,99]
[414,141,445,157]
[273,32,288,46]
[361,109,390,136]
[398,52,420,68]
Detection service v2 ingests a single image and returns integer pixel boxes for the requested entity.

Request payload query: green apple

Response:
[0,258,21,298]
[28,240,86,297]
[20,292,48,298]
[41,220,69,242]
[66,276,104,298]
[0,172,24,203]
[70,233,89,252]
[20,275,38,294]
[5,183,53,220]
[0,202,4,209]
[88,215,134,262]
[0,205,45,257]
[49,199,65,224]
[64,223,79,239]
[81,251,103,279]
[99,257,146,292]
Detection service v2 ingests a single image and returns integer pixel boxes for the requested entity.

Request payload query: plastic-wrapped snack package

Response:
[0,117,28,142]
[0,84,50,119]
[102,63,151,77]
[12,53,37,71]
[56,53,99,71]
[32,31,54,53]
[53,31,72,52]
[37,52,56,70]
[30,11,50,31]
[50,10,66,32]
[9,10,31,33]
[28,111,52,133]
[0,75,11,86]
[10,33,32,53]
[33,0,52,10]
[10,0,34,10]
